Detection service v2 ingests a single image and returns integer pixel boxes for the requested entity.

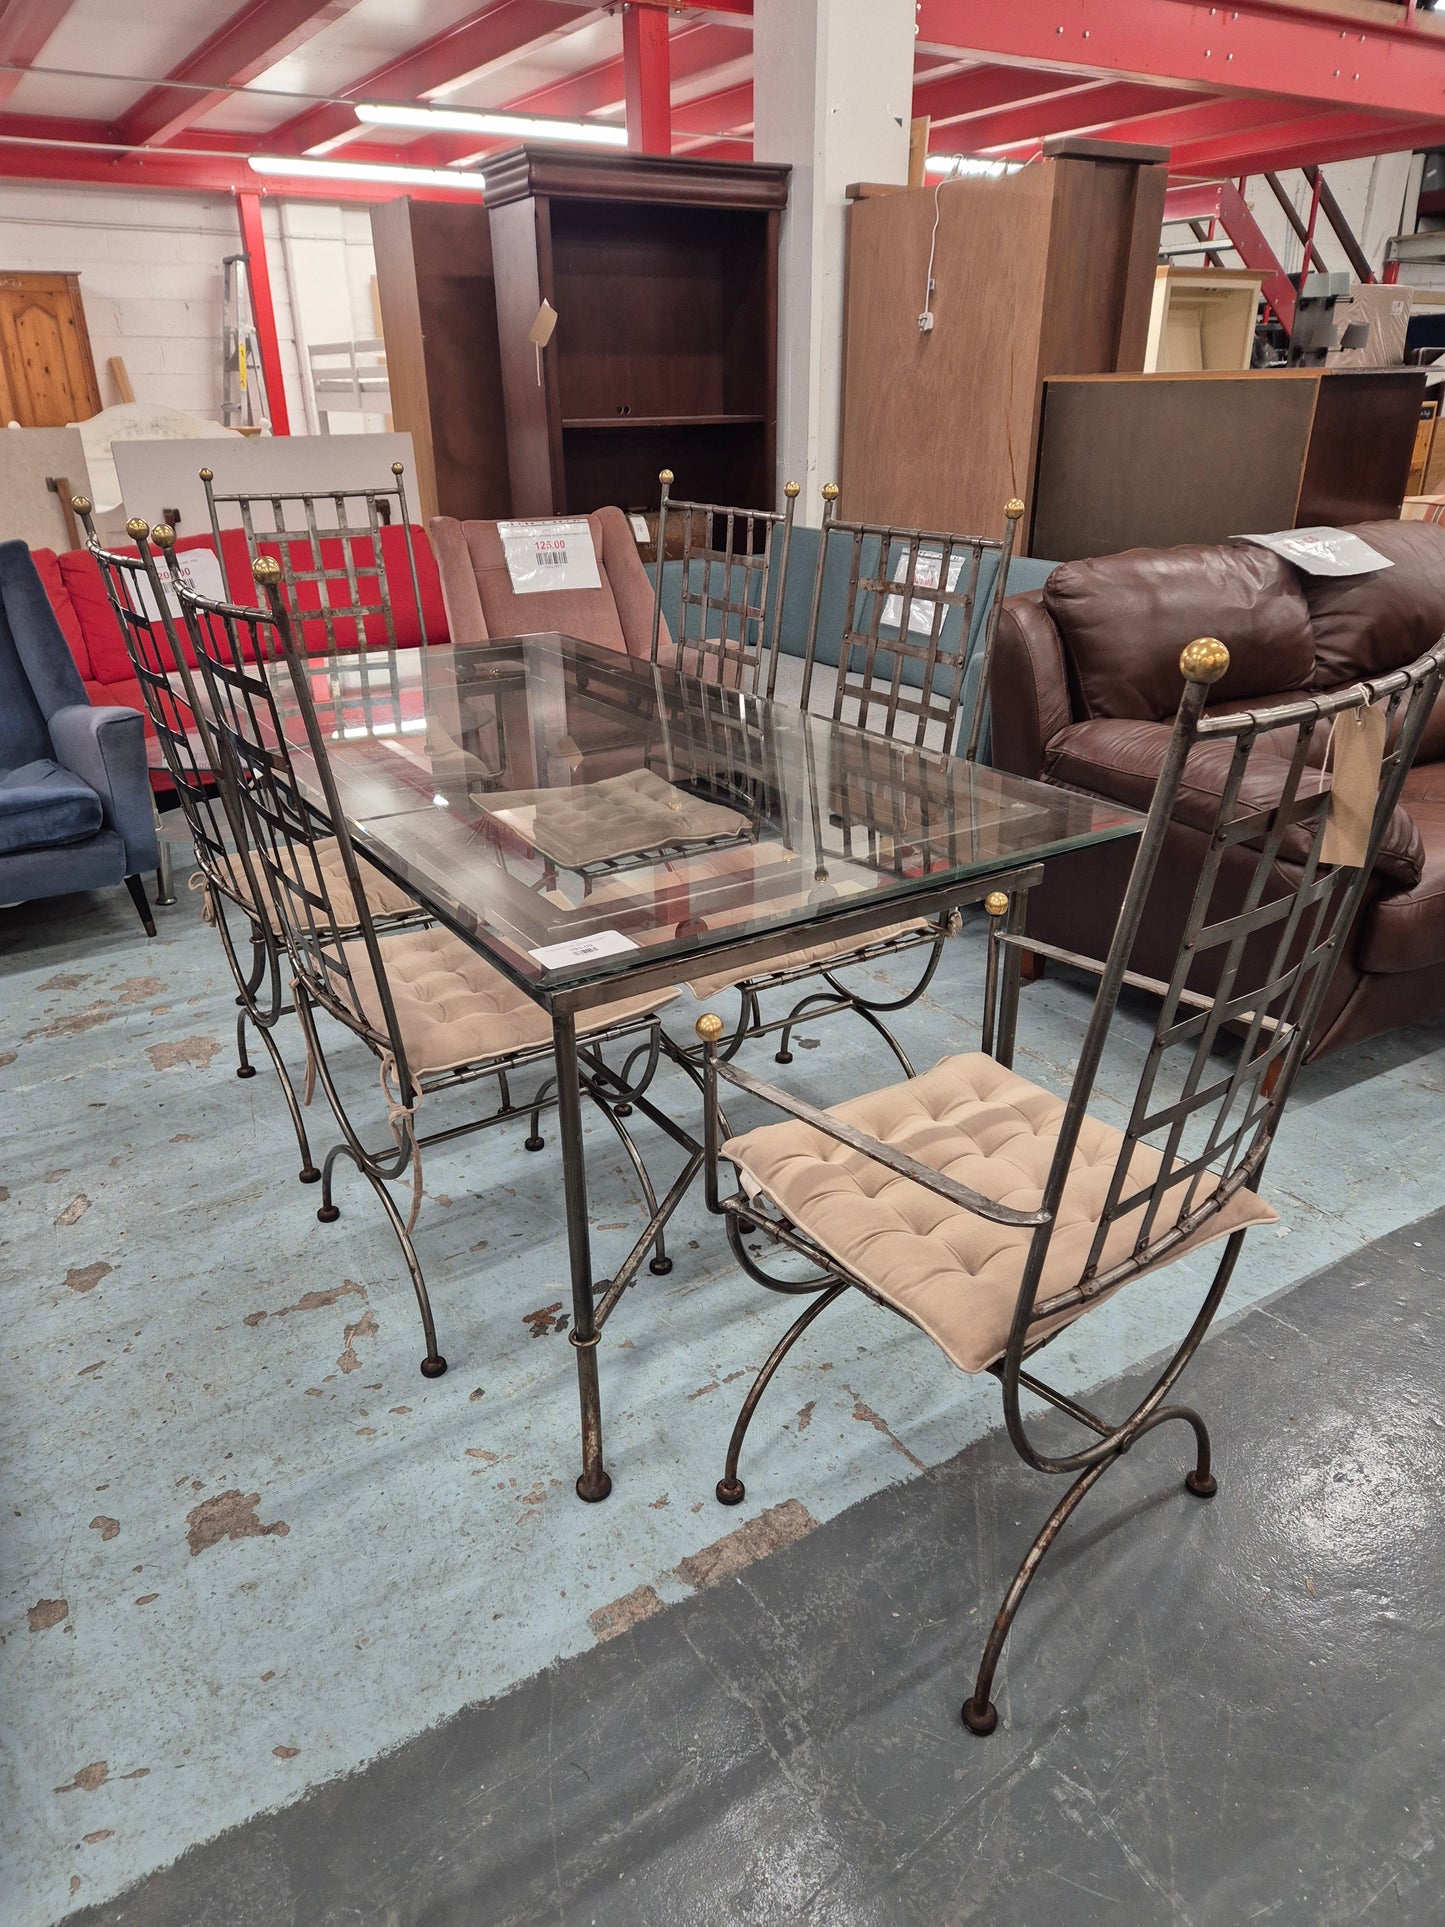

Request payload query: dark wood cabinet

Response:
[1030,369,1426,560]
[490,148,788,518]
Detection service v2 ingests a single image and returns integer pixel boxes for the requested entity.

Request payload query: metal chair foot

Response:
[961,1697,998,1736]
[236,1064,258,1079]
[523,1135,545,1152]
[774,1049,793,1065]
[1185,1469,1218,1497]
[317,1204,340,1224]
[576,1468,613,1503]
[649,1255,673,1275]
[420,1354,448,1379]
[716,1477,745,1506]
[299,1165,321,1185]
[614,1102,633,1117]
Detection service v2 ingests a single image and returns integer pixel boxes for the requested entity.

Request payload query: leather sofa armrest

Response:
[1045,717,1424,889]
[988,592,1072,779]
[48,704,159,874]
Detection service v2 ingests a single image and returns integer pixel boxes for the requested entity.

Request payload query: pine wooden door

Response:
[0,272,102,426]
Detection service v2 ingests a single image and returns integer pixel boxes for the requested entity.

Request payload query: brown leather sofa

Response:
[989,519,1445,1060]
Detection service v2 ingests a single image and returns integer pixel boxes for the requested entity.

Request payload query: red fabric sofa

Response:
[33,524,450,787]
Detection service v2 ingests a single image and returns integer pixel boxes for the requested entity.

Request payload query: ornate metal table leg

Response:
[553,1006,612,1502]
[152,796,177,906]
[993,887,1030,1070]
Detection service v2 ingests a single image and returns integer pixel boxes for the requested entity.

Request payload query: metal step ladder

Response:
[221,251,272,432]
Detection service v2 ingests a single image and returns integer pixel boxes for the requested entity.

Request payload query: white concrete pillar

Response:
[754,0,914,521]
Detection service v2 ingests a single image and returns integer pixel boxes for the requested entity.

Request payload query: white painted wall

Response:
[0,182,386,435]
[754,0,915,520]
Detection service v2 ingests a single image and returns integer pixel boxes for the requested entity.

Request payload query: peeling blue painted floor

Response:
[3,849,1444,1924]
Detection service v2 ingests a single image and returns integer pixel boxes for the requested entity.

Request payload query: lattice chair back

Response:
[179,558,418,1103]
[648,470,800,697]
[76,502,240,889]
[1006,633,1445,1377]
[200,460,425,684]
[799,485,1024,756]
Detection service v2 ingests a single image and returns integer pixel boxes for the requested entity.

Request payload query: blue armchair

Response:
[0,539,159,934]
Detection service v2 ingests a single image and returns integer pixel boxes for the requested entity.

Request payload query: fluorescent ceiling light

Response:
[925,155,1020,178]
[355,103,627,146]
[247,154,487,191]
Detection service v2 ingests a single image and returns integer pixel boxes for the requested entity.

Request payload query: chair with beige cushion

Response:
[182,556,680,1379]
[696,630,1445,1735]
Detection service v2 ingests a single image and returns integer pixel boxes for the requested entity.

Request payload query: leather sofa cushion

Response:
[1043,544,1314,723]
[1045,716,1425,889]
[0,757,102,853]
[724,1052,1276,1375]
[1307,520,1445,688]
[1357,774,1445,974]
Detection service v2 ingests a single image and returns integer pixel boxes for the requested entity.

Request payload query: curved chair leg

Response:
[589,1088,672,1276]
[525,1076,555,1151]
[317,1141,446,1379]
[235,1007,257,1079]
[717,1282,849,1505]
[774,989,845,1066]
[244,1008,320,1184]
[961,1403,1217,1736]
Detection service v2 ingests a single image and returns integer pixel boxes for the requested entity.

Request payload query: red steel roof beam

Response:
[114,0,363,149]
[0,0,78,108]
[957,79,1203,153]
[913,0,1445,121]
[622,1,670,154]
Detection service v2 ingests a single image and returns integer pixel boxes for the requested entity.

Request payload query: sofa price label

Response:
[498,519,602,596]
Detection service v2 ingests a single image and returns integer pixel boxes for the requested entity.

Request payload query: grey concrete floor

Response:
[72,1202,1445,1927]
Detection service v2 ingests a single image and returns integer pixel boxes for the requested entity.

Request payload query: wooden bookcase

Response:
[483,148,789,518]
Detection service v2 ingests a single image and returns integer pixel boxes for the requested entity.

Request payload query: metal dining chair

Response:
[180,556,682,1379]
[679,486,1025,1077]
[80,509,421,1186]
[694,630,1445,1733]
[648,471,799,696]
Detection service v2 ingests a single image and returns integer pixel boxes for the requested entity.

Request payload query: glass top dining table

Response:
[256,630,1142,1501]
[263,631,1140,1014]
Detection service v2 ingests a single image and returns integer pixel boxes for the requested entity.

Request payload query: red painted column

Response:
[622,3,671,156]
[234,191,291,435]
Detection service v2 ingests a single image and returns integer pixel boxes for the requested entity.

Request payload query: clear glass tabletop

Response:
[261,633,1141,995]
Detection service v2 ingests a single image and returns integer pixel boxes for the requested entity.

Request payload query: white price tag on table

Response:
[499,519,602,596]
[529,929,638,970]
[134,546,227,621]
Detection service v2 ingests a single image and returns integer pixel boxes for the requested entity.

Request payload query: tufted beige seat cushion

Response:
[209,838,417,934]
[341,924,679,1075]
[481,767,751,871]
[722,1052,1276,1373]
[686,918,932,1001]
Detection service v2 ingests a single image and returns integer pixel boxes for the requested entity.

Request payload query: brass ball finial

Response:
[659,468,674,486]
[695,1012,725,1045]
[252,555,282,585]
[1180,637,1230,685]
[1005,498,1025,521]
[198,467,213,482]
[151,524,175,550]
[70,494,92,515]
[784,480,800,498]
[126,516,151,541]
[984,890,1009,918]
[822,482,840,502]
[391,461,404,475]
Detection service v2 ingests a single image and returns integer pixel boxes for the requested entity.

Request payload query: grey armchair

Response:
[0,539,159,933]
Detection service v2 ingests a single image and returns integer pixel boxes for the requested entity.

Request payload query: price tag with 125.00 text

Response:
[499,519,602,596]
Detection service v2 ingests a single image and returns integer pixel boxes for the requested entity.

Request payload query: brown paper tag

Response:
[1320,703,1386,868]
[528,300,558,347]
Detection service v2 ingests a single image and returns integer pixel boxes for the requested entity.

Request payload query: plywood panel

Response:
[838,167,1056,536]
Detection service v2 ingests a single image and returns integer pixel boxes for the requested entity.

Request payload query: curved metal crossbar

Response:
[178,560,675,1379]
[695,629,1445,1734]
